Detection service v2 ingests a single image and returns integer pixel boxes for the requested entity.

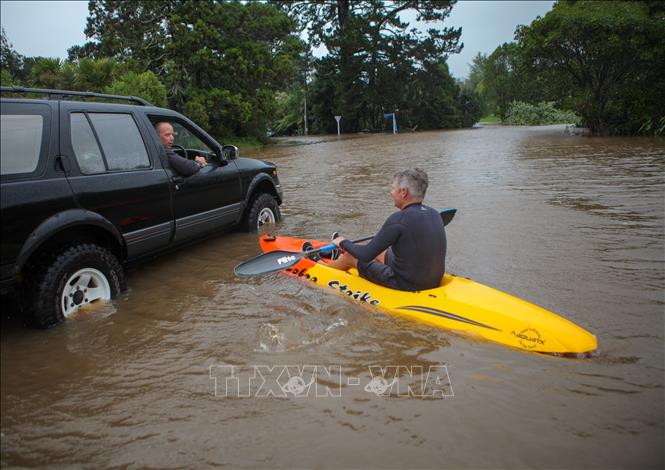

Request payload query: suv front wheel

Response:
[22,244,126,328]
[243,193,281,232]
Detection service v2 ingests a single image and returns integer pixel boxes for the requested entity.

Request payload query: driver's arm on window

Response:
[166,149,202,176]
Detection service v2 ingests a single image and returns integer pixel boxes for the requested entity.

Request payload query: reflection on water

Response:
[2,125,663,469]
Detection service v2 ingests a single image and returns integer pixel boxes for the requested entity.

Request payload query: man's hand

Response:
[195,155,207,168]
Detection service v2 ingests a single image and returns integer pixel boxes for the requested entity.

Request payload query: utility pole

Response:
[303,53,309,136]
[304,90,308,136]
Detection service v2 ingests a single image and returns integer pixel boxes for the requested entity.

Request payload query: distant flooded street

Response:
[2,124,664,468]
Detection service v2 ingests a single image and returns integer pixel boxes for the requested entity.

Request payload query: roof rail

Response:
[0,87,154,106]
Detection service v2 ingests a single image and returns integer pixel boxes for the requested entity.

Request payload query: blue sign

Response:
[383,113,393,118]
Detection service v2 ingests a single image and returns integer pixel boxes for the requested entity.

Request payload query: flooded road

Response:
[2,125,664,468]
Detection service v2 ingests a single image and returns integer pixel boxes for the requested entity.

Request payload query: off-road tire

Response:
[243,193,281,232]
[21,244,126,329]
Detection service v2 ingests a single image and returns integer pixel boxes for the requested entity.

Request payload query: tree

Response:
[74,58,119,92]
[27,58,71,89]
[405,61,459,129]
[482,43,522,120]
[166,1,303,138]
[1,28,23,83]
[106,70,168,107]
[69,0,174,74]
[516,0,665,134]
[74,0,303,139]
[281,0,462,132]
[271,87,305,135]
[457,89,483,127]
[308,57,342,134]
[463,52,486,93]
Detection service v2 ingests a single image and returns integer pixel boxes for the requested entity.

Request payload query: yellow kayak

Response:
[258,235,598,355]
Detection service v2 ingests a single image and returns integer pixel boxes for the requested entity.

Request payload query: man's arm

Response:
[338,221,401,262]
[166,149,202,177]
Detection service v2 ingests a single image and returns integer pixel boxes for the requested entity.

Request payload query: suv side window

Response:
[71,113,150,173]
[89,113,150,171]
[0,104,50,176]
[171,122,214,155]
[70,113,106,174]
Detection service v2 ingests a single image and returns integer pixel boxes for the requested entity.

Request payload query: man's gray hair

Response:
[393,168,429,200]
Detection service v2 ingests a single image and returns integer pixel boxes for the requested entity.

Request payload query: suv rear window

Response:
[71,113,151,173]
[70,113,106,174]
[0,114,44,175]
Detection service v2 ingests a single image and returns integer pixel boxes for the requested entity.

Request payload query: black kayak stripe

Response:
[397,306,502,331]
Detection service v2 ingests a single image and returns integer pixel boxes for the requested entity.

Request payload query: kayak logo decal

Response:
[397,306,501,331]
[277,255,297,265]
[511,328,545,348]
[328,280,380,305]
[286,267,318,283]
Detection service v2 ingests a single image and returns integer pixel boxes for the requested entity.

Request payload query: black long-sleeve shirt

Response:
[340,203,446,291]
[165,148,201,177]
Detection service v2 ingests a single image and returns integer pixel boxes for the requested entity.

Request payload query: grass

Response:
[220,136,267,152]
[478,114,501,123]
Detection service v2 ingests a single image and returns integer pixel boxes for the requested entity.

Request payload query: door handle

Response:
[172,176,185,190]
[55,155,70,174]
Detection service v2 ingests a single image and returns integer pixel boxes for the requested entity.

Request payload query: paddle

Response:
[234,208,457,277]
[440,207,456,226]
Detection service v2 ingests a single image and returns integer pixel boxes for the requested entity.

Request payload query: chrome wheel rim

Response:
[61,268,111,318]
[257,208,276,228]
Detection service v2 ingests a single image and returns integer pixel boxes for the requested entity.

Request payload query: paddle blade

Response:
[440,208,457,226]
[234,250,304,276]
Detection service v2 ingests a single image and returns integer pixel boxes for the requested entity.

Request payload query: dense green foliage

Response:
[281,0,481,134]
[0,28,21,82]
[517,1,664,135]
[272,87,306,136]
[460,52,487,115]
[477,1,665,135]
[1,2,483,138]
[6,1,661,137]
[106,71,167,107]
[71,1,303,140]
[504,101,579,126]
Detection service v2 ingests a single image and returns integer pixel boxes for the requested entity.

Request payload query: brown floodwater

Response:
[1,124,664,469]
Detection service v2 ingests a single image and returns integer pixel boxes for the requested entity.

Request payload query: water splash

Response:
[255,317,349,353]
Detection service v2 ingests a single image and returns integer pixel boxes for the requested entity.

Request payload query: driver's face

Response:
[156,123,175,149]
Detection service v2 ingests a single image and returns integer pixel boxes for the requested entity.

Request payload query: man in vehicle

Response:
[154,121,207,176]
[326,168,446,291]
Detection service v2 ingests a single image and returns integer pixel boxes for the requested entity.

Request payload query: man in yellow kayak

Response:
[326,168,446,291]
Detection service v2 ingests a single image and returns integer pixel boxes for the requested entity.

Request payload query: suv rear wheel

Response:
[22,244,126,328]
[243,193,281,232]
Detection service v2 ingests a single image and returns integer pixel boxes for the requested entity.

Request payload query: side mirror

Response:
[222,145,239,160]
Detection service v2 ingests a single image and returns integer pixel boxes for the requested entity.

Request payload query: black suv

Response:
[0,87,283,328]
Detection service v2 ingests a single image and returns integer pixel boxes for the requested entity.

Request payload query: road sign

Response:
[384,112,398,134]
[334,115,342,136]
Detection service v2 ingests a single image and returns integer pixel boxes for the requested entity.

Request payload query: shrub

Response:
[637,116,665,136]
[504,101,579,126]
[106,71,167,107]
